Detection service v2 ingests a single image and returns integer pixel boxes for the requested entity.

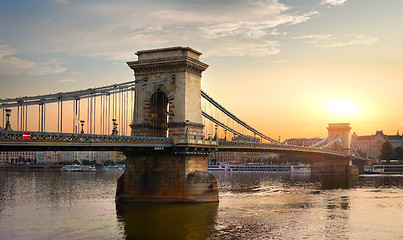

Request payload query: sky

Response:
[0,0,402,140]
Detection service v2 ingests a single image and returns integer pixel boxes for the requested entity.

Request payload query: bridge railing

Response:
[0,130,173,144]
[218,140,343,155]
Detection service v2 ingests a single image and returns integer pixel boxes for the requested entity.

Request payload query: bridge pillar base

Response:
[321,158,359,175]
[116,152,219,203]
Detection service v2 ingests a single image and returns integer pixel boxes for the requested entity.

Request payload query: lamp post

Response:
[214,124,218,141]
[185,120,189,142]
[112,119,118,135]
[80,120,85,134]
[5,109,12,131]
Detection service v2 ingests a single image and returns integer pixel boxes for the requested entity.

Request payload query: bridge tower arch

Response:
[327,123,351,155]
[127,47,208,141]
[147,89,169,137]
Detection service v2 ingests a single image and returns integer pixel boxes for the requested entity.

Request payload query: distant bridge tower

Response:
[127,47,208,141]
[320,123,358,175]
[327,123,351,155]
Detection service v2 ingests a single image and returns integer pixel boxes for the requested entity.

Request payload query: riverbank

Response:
[0,163,61,171]
[0,164,109,171]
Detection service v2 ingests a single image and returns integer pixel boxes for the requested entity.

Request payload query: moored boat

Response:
[364,165,403,174]
[291,165,312,173]
[103,164,125,172]
[208,164,311,173]
[61,164,96,172]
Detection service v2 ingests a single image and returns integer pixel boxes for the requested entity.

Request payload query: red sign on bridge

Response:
[23,132,30,139]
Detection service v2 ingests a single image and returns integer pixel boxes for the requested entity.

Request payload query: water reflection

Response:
[358,174,403,188]
[215,172,317,194]
[322,193,351,239]
[116,202,218,240]
[0,171,16,212]
[1,170,402,239]
[320,175,359,189]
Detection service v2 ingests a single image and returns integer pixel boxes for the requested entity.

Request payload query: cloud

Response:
[0,40,68,75]
[0,41,35,70]
[320,0,347,6]
[54,0,69,4]
[16,0,318,59]
[57,78,76,83]
[287,10,319,25]
[28,64,67,76]
[201,37,280,57]
[68,71,84,76]
[293,34,379,47]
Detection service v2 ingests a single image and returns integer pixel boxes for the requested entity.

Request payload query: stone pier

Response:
[321,157,359,175]
[116,151,218,203]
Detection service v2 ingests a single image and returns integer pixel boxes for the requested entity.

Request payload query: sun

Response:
[328,101,357,115]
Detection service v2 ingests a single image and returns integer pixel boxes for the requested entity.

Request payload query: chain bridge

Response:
[0,47,369,203]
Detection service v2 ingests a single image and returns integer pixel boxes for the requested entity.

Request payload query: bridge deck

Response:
[0,130,361,160]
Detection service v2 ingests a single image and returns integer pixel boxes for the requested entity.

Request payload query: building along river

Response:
[0,170,402,239]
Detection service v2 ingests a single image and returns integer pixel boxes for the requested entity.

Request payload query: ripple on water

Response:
[1,171,403,239]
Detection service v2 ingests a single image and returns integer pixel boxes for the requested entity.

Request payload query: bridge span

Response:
[0,46,370,203]
[0,129,350,159]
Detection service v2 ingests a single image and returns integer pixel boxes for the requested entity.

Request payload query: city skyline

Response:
[1,0,402,139]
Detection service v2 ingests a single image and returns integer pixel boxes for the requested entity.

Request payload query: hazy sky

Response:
[0,0,402,139]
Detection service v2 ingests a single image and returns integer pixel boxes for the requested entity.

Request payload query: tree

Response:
[394,146,403,160]
[380,141,394,163]
[116,160,126,165]
[102,160,115,166]
[82,160,91,165]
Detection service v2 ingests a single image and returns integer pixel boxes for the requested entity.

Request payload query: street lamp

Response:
[5,108,12,131]
[112,119,118,135]
[214,124,218,141]
[184,120,190,142]
[80,120,85,134]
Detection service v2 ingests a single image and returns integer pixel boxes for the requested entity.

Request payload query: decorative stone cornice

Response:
[136,46,202,56]
[127,56,208,77]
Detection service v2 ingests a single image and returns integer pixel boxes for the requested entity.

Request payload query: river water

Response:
[0,170,402,240]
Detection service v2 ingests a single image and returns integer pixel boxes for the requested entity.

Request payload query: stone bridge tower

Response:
[322,123,358,175]
[127,47,208,141]
[327,123,351,155]
[116,47,218,203]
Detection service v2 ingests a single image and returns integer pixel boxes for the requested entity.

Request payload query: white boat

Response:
[207,165,228,171]
[364,165,403,174]
[291,165,311,173]
[61,164,96,172]
[103,164,125,172]
[208,164,311,173]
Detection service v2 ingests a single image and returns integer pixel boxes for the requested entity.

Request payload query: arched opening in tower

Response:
[150,90,169,137]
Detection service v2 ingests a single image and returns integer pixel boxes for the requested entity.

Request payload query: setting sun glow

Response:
[328,101,357,115]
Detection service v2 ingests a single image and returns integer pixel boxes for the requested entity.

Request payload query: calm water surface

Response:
[0,170,402,240]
